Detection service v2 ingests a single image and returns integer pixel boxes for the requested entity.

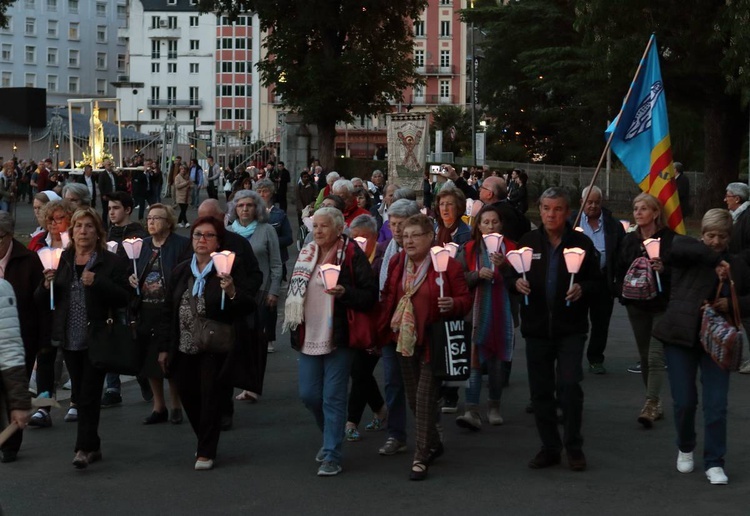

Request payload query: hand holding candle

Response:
[643,238,662,292]
[319,264,341,293]
[353,236,368,253]
[430,246,451,311]
[38,247,63,310]
[211,250,236,309]
[563,247,586,307]
[106,241,118,254]
[506,247,533,305]
[122,238,144,295]
[482,233,503,272]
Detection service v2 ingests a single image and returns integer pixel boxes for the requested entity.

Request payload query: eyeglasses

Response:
[193,232,218,241]
[402,232,429,241]
[46,215,67,224]
[146,216,166,222]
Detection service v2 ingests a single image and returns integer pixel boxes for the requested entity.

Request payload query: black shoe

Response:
[170,408,183,425]
[409,461,429,481]
[525,401,534,414]
[143,410,169,425]
[426,442,444,465]
[87,450,102,464]
[1,450,18,463]
[528,450,561,469]
[441,399,458,414]
[137,377,153,402]
[220,415,233,431]
[567,449,587,471]
[101,392,122,408]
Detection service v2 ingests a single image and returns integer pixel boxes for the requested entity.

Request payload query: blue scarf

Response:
[190,254,214,297]
[231,219,258,239]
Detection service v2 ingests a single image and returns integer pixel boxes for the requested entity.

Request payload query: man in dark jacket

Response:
[478,175,531,242]
[508,187,601,472]
[74,165,98,209]
[570,186,625,374]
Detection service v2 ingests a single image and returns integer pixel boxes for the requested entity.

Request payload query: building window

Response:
[68,76,79,93]
[219,85,231,96]
[439,79,450,98]
[68,0,78,13]
[25,46,35,64]
[189,63,199,74]
[25,18,35,36]
[168,16,177,29]
[167,87,176,102]
[221,62,232,72]
[25,0,35,7]
[414,49,424,69]
[97,26,107,43]
[96,2,106,16]
[97,79,106,95]
[68,49,79,67]
[414,20,425,37]
[413,83,425,100]
[117,4,126,18]
[69,22,79,40]
[151,40,160,59]
[1,72,11,88]
[151,62,160,73]
[47,47,58,65]
[96,52,106,69]
[167,62,177,73]
[25,73,36,87]
[150,110,160,120]
[189,16,199,27]
[167,0,176,5]
[235,62,245,73]
[167,40,177,59]
[47,0,57,11]
[1,44,11,62]
[0,17,11,33]
[47,20,58,38]
[440,50,451,69]
[151,16,160,29]
[117,54,125,71]
[234,109,245,120]
[190,40,199,50]
[47,74,58,92]
[189,87,199,103]
[234,85,245,96]
[189,110,198,119]
[440,0,451,4]
[221,108,231,119]
[222,38,232,49]
[235,38,246,49]
[151,86,160,100]
[440,21,450,37]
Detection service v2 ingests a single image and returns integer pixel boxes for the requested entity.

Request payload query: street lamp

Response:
[12,143,17,158]
[54,142,59,172]
[136,108,144,131]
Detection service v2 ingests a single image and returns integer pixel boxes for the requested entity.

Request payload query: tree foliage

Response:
[430,105,471,158]
[198,0,428,169]
[0,1,14,28]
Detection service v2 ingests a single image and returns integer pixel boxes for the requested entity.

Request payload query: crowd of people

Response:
[0,157,746,487]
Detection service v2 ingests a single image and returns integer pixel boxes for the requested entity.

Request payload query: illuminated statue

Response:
[88,102,105,167]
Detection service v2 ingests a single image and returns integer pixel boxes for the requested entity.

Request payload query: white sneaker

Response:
[62,379,72,390]
[267,342,275,353]
[739,360,750,374]
[177,223,184,228]
[676,450,694,473]
[706,466,728,485]
[184,222,190,228]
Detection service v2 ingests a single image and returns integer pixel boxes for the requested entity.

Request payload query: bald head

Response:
[198,199,224,221]
[480,176,507,203]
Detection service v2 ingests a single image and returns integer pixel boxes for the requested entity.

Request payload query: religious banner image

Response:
[387,113,430,186]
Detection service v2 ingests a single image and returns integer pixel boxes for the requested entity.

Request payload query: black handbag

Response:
[87,309,145,376]
[187,279,235,354]
[429,318,471,381]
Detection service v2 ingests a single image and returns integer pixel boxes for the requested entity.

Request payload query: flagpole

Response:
[574,34,657,228]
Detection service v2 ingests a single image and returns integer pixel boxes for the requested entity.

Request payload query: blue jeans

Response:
[465,356,504,406]
[105,372,120,394]
[298,347,354,465]
[381,343,407,442]
[191,186,200,207]
[664,344,730,470]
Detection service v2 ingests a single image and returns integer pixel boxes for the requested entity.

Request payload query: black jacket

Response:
[74,174,98,209]
[506,224,601,339]
[491,200,531,242]
[729,207,750,265]
[653,236,750,349]
[615,226,676,312]
[569,207,626,295]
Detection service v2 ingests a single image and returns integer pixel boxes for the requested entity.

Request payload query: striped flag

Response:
[605,35,685,234]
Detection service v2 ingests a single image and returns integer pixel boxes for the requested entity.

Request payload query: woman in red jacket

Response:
[379,214,471,481]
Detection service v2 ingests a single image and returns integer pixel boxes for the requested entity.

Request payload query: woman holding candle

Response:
[282,207,378,476]
[35,208,130,468]
[131,204,191,425]
[380,214,472,480]
[229,190,282,402]
[162,216,254,470]
[615,192,676,428]
[28,200,74,251]
[455,205,517,430]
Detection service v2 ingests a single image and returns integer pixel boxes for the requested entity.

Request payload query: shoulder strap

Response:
[186,277,199,316]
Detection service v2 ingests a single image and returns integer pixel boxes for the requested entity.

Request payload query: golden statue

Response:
[89,102,105,167]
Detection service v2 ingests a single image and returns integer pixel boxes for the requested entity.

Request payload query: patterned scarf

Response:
[390,256,430,357]
[190,254,214,296]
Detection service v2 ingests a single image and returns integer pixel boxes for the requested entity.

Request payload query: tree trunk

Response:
[317,121,337,172]
[699,96,746,215]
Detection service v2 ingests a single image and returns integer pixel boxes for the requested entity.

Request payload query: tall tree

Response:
[198,0,428,170]
[0,1,12,28]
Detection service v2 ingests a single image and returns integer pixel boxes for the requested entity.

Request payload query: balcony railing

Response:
[147,98,202,109]
[409,94,455,105]
[418,64,456,75]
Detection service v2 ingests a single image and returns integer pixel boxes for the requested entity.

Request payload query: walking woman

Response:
[36,208,130,468]
[163,216,255,470]
[653,209,750,485]
[282,207,378,476]
[131,204,190,425]
[174,163,191,228]
[615,192,675,428]
[379,214,471,480]
[455,205,517,430]
[229,190,282,402]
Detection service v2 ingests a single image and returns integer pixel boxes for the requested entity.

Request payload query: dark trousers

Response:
[36,345,58,397]
[526,334,586,453]
[173,351,227,459]
[178,203,188,224]
[220,383,234,418]
[347,350,384,426]
[207,184,218,199]
[62,349,106,453]
[586,277,615,364]
[134,195,147,220]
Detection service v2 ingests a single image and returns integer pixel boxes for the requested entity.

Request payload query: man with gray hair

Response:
[332,178,369,227]
[73,164,97,209]
[62,182,92,209]
[570,185,625,374]
[369,170,385,205]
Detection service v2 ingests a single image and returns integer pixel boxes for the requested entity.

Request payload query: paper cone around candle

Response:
[106,241,118,254]
[430,246,451,272]
[353,236,368,252]
[643,238,660,259]
[563,247,586,274]
[482,233,503,254]
[465,199,474,217]
[302,217,313,232]
[506,246,533,274]
[574,226,584,233]
[420,207,427,215]
[37,247,63,270]
[211,250,236,275]
[444,242,459,259]
[319,264,341,290]
[470,199,484,217]
[620,220,631,232]
[122,237,144,260]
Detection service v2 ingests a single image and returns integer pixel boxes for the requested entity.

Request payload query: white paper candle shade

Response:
[444,242,459,259]
[465,199,474,217]
[574,226,584,233]
[620,220,631,232]
[420,207,427,215]
[37,247,63,270]
[563,247,586,274]
[319,264,341,290]
[643,238,660,259]
[106,241,118,254]
[506,247,533,274]
[482,233,503,255]
[122,238,144,260]
[302,217,314,232]
[430,246,451,273]
[353,236,368,252]
[470,200,484,217]
[211,251,236,275]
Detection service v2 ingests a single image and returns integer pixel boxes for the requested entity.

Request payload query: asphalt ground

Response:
[2,193,750,515]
